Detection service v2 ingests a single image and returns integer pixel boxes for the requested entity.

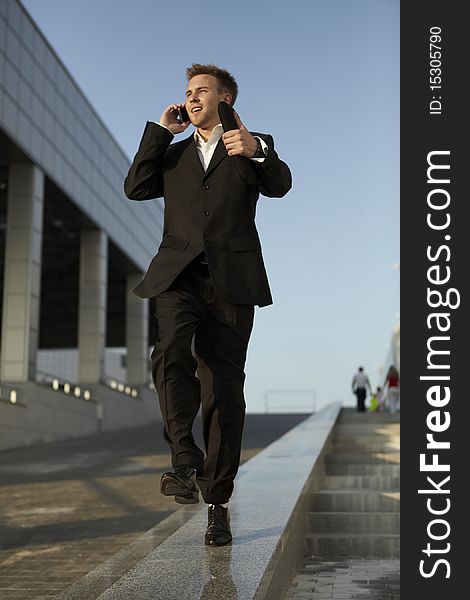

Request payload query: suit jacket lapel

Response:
[204,137,228,180]
[178,134,205,177]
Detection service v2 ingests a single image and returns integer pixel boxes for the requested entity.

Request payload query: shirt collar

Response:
[193,123,223,145]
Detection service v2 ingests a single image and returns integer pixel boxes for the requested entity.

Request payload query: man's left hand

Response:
[222,111,258,158]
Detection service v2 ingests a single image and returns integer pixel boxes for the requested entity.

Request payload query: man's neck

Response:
[196,128,210,142]
[196,122,221,142]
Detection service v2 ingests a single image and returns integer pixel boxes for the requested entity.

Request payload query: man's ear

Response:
[223,92,233,105]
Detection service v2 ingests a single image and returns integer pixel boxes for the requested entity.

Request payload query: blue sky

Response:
[22,0,399,412]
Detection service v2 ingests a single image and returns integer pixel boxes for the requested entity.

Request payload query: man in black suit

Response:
[124,64,291,545]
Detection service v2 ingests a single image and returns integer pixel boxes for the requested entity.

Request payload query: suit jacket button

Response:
[204,238,210,244]
[202,209,211,217]
[202,184,210,190]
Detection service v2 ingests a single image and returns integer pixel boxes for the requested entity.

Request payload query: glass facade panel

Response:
[0,0,162,271]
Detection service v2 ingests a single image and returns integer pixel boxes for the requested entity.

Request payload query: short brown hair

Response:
[185,63,238,105]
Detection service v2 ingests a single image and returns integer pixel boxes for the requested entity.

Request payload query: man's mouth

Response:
[191,106,203,113]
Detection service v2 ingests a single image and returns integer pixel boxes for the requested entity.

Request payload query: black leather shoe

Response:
[205,504,232,546]
[160,465,199,504]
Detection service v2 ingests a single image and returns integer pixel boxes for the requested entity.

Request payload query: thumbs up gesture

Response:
[221,110,258,158]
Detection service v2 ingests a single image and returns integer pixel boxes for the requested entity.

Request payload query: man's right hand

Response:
[159,104,191,134]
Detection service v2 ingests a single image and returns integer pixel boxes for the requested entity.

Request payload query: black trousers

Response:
[355,387,367,412]
[151,256,255,504]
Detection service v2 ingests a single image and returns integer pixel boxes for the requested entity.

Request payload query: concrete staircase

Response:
[305,408,400,558]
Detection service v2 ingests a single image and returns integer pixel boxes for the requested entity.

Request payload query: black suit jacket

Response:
[123,121,292,307]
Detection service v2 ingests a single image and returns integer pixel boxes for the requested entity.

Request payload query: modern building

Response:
[384,322,400,376]
[0,0,163,449]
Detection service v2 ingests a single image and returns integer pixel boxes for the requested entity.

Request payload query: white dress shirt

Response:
[151,121,267,172]
[352,372,370,389]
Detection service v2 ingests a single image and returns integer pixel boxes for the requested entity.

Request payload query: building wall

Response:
[0,0,163,270]
[0,0,164,449]
[36,347,152,384]
[0,381,161,450]
[383,322,400,377]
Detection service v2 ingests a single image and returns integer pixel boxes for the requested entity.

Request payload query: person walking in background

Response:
[385,365,400,414]
[124,64,292,546]
[369,386,381,412]
[377,386,385,411]
[352,366,372,412]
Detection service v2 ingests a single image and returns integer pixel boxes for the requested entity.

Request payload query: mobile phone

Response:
[218,101,237,132]
[217,101,250,184]
[178,105,190,123]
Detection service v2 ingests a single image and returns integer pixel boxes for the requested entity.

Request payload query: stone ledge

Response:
[73,402,342,600]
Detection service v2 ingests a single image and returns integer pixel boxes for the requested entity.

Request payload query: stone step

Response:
[336,424,401,432]
[338,408,400,422]
[334,433,400,443]
[333,441,400,453]
[295,407,401,564]
[337,413,400,424]
[326,452,400,464]
[326,463,400,476]
[309,490,400,512]
[307,511,400,534]
[304,532,400,558]
[333,433,400,443]
[323,474,400,489]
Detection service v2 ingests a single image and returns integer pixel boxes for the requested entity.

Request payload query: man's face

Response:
[185,74,231,129]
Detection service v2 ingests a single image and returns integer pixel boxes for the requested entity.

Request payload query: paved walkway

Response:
[286,557,400,599]
[0,413,309,599]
